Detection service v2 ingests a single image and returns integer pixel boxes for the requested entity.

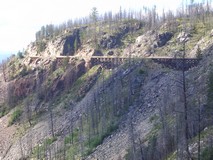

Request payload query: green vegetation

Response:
[62,57,70,69]
[31,137,57,159]
[63,122,118,159]
[36,41,46,53]
[149,114,159,123]
[3,1,213,159]
[17,51,24,59]
[56,62,143,159]
[8,108,22,126]
[19,65,30,77]
[64,65,101,102]
[64,129,79,145]
[46,67,64,87]
[201,147,213,160]
[7,56,32,80]
[0,105,9,118]
[45,137,57,145]
[84,123,118,156]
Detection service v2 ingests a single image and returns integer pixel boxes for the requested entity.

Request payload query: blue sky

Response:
[0,0,204,58]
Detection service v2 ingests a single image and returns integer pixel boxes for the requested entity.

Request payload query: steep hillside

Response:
[1,5,213,160]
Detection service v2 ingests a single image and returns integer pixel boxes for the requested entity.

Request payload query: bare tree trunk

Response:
[63,142,66,160]
[197,98,201,160]
[129,115,136,160]
[79,114,84,158]
[37,145,40,159]
[49,105,55,138]
[49,146,52,160]
[25,99,32,126]
[139,138,145,160]
[182,41,191,160]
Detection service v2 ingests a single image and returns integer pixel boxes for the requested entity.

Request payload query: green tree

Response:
[90,7,98,24]
[90,7,98,49]
[17,51,24,59]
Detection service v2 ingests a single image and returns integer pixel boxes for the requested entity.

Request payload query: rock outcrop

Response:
[26,28,82,57]
[157,32,173,47]
[62,29,81,55]
[99,22,142,49]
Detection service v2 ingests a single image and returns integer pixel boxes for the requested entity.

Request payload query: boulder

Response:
[99,22,142,49]
[136,35,144,44]
[12,76,36,98]
[92,50,103,56]
[210,29,213,37]
[107,51,114,56]
[99,35,119,49]
[177,31,191,43]
[62,29,81,55]
[157,32,173,47]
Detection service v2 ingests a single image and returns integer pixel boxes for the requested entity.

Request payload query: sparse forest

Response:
[1,0,213,160]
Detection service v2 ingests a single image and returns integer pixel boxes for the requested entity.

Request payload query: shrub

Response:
[45,137,57,145]
[19,65,28,77]
[8,109,22,126]
[0,105,8,118]
[139,68,146,75]
[85,123,118,156]
[32,137,57,159]
[201,147,213,160]
[17,51,24,59]
[36,41,46,53]
[64,129,79,145]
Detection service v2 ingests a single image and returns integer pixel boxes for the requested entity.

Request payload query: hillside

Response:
[1,3,213,160]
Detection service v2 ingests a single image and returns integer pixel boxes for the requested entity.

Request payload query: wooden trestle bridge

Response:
[29,55,200,71]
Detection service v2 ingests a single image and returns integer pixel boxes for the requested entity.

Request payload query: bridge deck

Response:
[29,55,200,71]
[29,55,198,60]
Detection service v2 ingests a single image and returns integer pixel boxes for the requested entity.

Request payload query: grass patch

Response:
[84,123,118,156]
[66,65,101,102]
[138,68,148,75]
[8,108,22,126]
[45,137,57,145]
[64,129,79,145]
[31,137,57,159]
[0,104,9,118]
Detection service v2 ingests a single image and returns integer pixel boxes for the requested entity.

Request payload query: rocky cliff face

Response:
[99,22,142,49]
[62,29,81,55]
[26,28,82,57]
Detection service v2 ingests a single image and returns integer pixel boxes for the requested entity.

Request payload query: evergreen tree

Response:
[90,7,99,49]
